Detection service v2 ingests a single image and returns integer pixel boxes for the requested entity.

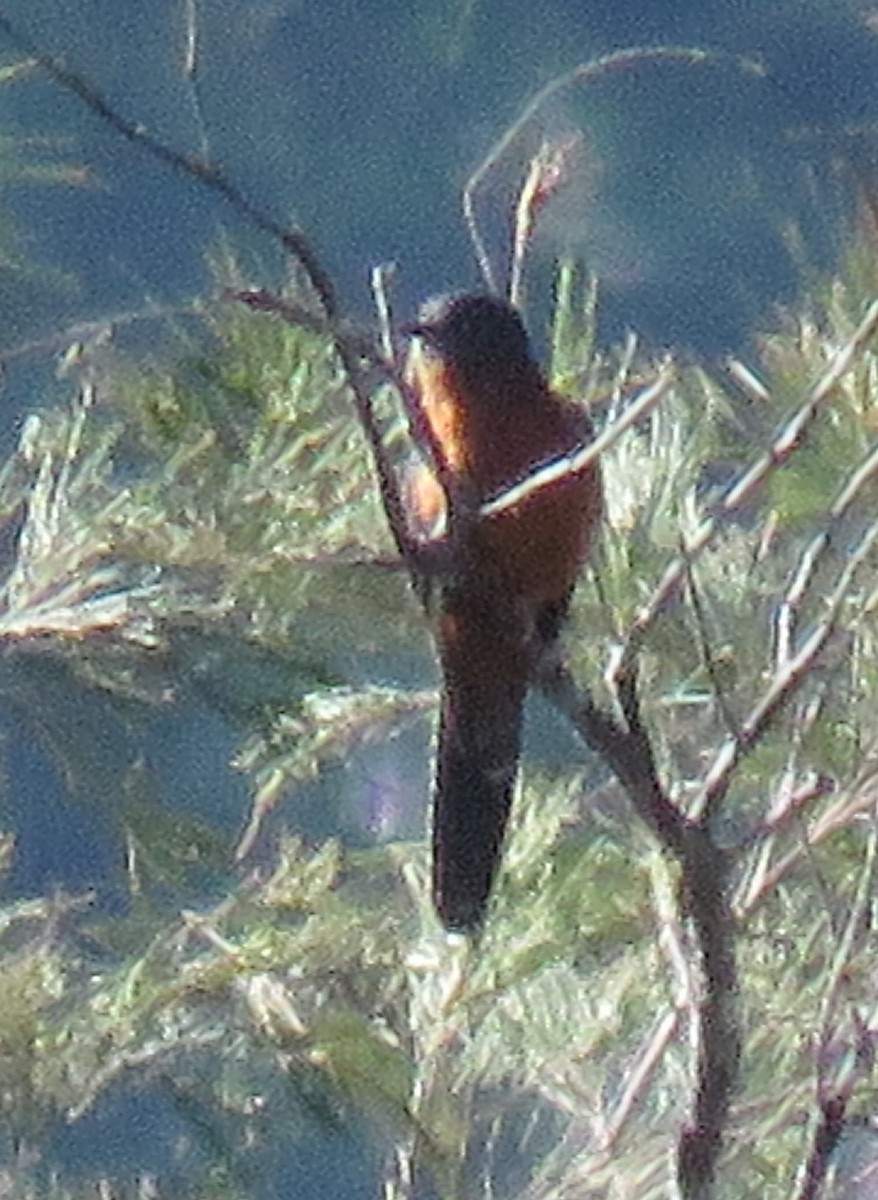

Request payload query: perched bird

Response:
[405,294,603,931]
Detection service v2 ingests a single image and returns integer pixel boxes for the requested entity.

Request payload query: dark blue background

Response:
[0,1,875,1194]
[1,0,876,359]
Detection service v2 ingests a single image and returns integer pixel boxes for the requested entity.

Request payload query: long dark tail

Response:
[432,585,530,931]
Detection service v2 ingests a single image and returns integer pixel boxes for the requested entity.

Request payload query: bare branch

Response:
[794,1096,847,1200]
[0,14,435,590]
[181,0,198,81]
[226,288,345,345]
[603,1010,680,1152]
[691,514,878,823]
[0,13,339,318]
[737,773,835,855]
[775,437,878,668]
[462,46,763,292]
[370,262,398,363]
[538,660,687,858]
[509,136,582,308]
[684,557,741,739]
[483,366,675,520]
[229,287,430,580]
[538,661,740,1199]
[600,853,693,1152]
[663,802,740,1200]
[621,297,878,667]
[0,302,202,368]
[793,826,878,1200]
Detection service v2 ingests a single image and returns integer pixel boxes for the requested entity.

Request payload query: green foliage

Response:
[5,229,878,1197]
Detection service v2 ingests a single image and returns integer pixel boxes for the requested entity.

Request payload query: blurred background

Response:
[2,0,878,368]
[0,1,877,1196]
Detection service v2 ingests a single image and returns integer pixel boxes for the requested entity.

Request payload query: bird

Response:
[404,293,603,931]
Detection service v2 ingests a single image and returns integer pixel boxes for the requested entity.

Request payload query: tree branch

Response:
[462,46,764,293]
[538,660,739,1198]
[619,297,878,673]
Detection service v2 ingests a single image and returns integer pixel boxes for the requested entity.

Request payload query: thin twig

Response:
[736,773,835,855]
[774,437,878,668]
[229,288,424,573]
[539,660,739,1200]
[371,262,398,363]
[0,13,338,319]
[736,779,877,919]
[601,853,693,1151]
[0,16,428,578]
[621,297,878,673]
[683,555,741,740]
[228,288,373,356]
[483,366,674,520]
[463,46,764,290]
[509,147,546,309]
[691,514,878,823]
[794,1096,847,1200]
[732,435,878,899]
[793,825,878,1200]
[509,136,581,308]
[182,0,198,81]
[0,302,203,368]
[775,535,827,669]
[538,660,687,858]
[603,1010,680,1152]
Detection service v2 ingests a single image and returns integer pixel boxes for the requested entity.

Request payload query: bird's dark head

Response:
[407,293,538,388]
